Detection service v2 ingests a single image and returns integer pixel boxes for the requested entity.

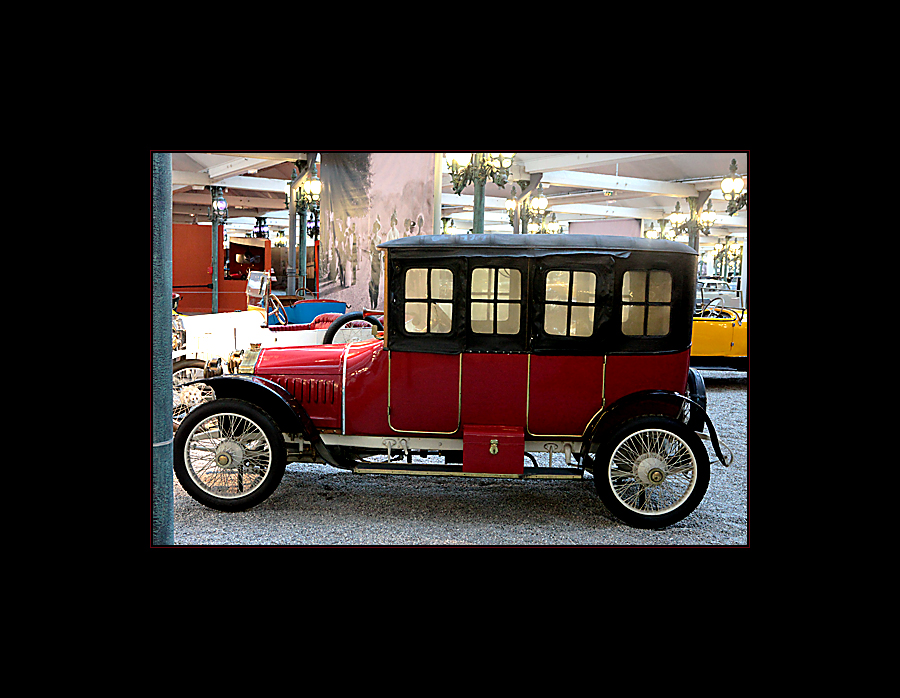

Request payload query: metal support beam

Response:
[509,174,542,234]
[211,222,218,313]
[286,157,313,297]
[151,152,174,546]
[687,191,711,252]
[287,170,298,297]
[473,153,486,234]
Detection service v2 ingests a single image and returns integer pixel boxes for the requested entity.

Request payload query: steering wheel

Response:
[700,297,724,317]
[323,311,384,344]
[268,294,288,325]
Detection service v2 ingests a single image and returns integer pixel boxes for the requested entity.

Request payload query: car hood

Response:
[254,343,346,377]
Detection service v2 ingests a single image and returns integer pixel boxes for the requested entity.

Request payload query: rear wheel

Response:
[592,416,709,529]
[173,359,213,431]
[174,399,286,511]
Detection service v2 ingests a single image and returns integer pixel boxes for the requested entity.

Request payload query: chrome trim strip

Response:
[341,344,350,434]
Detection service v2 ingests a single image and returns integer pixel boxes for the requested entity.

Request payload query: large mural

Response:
[319,152,436,312]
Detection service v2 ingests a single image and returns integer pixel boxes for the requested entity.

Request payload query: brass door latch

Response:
[489,439,499,455]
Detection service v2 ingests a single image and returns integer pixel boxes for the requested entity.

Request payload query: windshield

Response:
[246,271,270,308]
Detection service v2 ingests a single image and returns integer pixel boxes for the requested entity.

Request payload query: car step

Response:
[352,463,584,480]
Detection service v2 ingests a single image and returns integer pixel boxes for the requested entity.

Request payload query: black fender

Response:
[183,374,342,468]
[582,389,728,467]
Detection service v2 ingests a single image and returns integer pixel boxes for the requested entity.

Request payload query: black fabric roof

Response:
[379,233,697,256]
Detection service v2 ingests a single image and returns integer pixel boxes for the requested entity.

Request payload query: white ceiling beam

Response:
[216,153,307,162]
[521,152,661,173]
[205,157,271,181]
[172,171,211,188]
[707,188,748,201]
[548,203,667,221]
[541,170,699,198]
[174,191,285,210]
[549,202,747,228]
[441,193,510,209]
[172,172,289,194]
[713,213,747,228]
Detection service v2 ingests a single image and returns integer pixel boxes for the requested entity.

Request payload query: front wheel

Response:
[592,416,709,529]
[174,399,286,511]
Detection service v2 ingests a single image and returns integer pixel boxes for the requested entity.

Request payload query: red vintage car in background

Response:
[174,234,728,529]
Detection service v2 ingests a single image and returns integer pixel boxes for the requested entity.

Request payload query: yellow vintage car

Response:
[691,300,747,371]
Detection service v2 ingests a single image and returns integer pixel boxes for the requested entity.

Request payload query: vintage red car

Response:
[174,234,728,529]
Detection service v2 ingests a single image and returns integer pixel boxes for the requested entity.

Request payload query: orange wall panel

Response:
[172,224,271,314]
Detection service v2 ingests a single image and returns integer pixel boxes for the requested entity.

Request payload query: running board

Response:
[352,463,584,480]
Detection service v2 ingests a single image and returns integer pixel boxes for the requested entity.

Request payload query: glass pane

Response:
[546,271,570,302]
[647,306,670,335]
[471,268,493,300]
[545,304,568,336]
[622,304,645,335]
[572,271,595,304]
[622,271,645,303]
[405,268,428,299]
[405,302,428,333]
[431,302,453,333]
[432,268,454,300]
[570,305,594,337]
[498,268,521,301]
[649,271,672,302]
[471,302,493,334]
[496,303,520,335]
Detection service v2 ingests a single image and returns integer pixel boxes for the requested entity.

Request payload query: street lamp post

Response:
[447,153,515,234]
[721,158,747,215]
[297,162,322,296]
[528,183,549,232]
[207,186,228,313]
[667,195,713,251]
[284,160,322,297]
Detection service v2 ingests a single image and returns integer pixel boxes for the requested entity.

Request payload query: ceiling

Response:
[169,151,748,249]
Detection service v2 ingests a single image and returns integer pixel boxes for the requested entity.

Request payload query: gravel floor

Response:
[170,370,748,546]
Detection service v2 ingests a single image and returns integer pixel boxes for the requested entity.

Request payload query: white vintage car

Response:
[696,278,743,309]
[172,271,382,428]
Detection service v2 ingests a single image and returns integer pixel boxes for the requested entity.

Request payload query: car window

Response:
[622,270,672,336]
[405,267,454,334]
[544,270,596,337]
[471,267,522,335]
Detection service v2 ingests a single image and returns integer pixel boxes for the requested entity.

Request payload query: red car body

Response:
[175,234,728,528]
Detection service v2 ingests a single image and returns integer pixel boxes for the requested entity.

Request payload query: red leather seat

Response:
[267,313,345,332]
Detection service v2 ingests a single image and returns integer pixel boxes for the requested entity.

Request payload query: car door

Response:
[692,311,736,357]
[527,255,615,437]
[461,262,529,428]
[387,264,463,434]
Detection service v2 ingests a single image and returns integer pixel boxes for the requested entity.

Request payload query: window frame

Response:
[404,267,455,335]
[469,265,524,337]
[620,269,673,337]
[542,268,598,339]
[464,258,529,354]
[530,255,615,356]
[386,258,467,355]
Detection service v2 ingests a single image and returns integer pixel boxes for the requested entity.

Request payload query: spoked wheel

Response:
[174,399,286,511]
[173,359,215,431]
[592,416,709,529]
